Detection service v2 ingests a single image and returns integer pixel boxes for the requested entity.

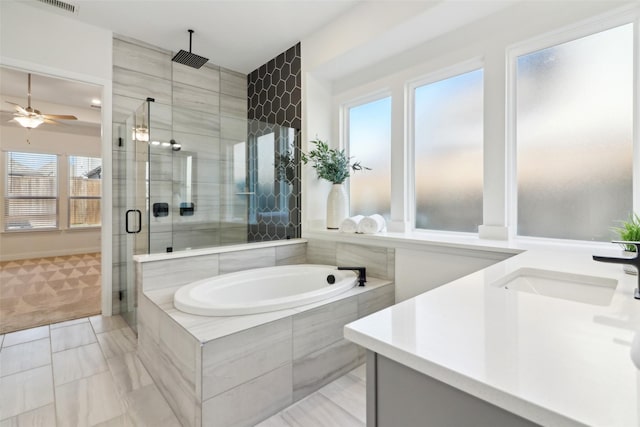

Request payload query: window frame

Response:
[68,155,102,229]
[406,57,485,234]
[343,91,393,218]
[3,150,60,232]
[506,14,639,242]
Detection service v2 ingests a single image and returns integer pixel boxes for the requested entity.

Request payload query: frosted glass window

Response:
[5,152,58,230]
[414,69,483,232]
[69,156,101,228]
[348,97,391,219]
[516,24,633,241]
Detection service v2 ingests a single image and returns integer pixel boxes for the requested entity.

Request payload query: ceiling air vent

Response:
[36,0,77,14]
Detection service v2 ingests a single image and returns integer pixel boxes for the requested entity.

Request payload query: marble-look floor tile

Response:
[91,414,135,427]
[0,338,51,377]
[349,363,366,382]
[0,365,54,420]
[55,371,125,427]
[50,323,97,353]
[317,372,366,422]
[96,327,137,359]
[254,412,293,427]
[2,326,49,348]
[50,317,89,330]
[281,393,364,427]
[106,352,153,395]
[52,343,108,386]
[0,334,4,348]
[89,315,128,334]
[0,403,56,427]
[122,384,181,426]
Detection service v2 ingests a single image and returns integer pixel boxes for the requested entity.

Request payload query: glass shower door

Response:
[118,102,150,330]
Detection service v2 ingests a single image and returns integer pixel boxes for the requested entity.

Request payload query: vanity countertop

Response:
[344,249,640,427]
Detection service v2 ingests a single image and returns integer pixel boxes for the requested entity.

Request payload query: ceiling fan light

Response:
[14,115,45,129]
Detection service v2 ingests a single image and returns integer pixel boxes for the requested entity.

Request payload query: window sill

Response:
[2,226,101,234]
[302,228,618,258]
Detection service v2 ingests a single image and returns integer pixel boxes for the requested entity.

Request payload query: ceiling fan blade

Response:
[7,103,29,116]
[43,118,59,125]
[43,114,77,120]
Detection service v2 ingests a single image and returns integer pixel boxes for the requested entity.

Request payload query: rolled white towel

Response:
[340,215,364,233]
[357,214,386,234]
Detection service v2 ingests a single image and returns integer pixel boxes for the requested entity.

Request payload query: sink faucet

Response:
[592,241,640,299]
[337,266,367,286]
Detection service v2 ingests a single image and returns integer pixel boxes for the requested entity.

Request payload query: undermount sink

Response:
[492,268,617,306]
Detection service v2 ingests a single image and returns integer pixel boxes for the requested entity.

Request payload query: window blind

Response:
[5,152,58,230]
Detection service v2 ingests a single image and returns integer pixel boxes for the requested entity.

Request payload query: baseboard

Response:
[0,246,101,262]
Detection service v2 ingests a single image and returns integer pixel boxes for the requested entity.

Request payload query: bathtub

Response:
[173,264,357,316]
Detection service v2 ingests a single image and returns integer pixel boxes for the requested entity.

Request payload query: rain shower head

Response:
[172,29,209,69]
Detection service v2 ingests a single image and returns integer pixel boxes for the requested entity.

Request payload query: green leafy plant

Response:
[301,138,369,184]
[613,213,640,252]
[276,150,296,183]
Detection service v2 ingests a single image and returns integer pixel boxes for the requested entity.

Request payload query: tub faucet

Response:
[592,241,640,299]
[338,266,367,286]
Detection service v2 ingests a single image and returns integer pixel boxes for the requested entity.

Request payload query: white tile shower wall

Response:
[112,34,248,313]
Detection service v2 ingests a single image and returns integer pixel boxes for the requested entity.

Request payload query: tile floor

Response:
[0,314,366,427]
[0,253,101,334]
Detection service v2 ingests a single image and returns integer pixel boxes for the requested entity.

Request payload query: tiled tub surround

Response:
[134,240,394,427]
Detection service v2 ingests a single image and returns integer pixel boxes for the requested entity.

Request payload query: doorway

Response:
[0,67,104,333]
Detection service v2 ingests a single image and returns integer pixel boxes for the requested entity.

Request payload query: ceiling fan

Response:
[6,73,78,129]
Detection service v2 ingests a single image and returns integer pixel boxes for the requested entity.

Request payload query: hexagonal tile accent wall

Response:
[247,43,301,242]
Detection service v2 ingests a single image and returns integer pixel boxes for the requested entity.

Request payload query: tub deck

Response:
[137,276,394,427]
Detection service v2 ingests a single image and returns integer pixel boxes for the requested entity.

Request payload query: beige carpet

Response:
[0,253,101,334]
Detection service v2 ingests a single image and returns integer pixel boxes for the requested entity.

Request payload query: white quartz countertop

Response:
[344,249,640,427]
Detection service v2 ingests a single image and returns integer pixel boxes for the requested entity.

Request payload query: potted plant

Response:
[302,138,369,229]
[613,212,640,275]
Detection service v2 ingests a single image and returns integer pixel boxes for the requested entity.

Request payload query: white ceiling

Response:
[1,0,518,136]
[58,0,362,74]
[0,67,102,135]
[0,67,102,109]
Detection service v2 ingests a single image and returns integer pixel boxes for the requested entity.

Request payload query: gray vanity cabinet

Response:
[366,352,540,427]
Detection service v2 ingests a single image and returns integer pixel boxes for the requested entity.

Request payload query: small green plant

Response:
[301,138,369,184]
[613,213,640,252]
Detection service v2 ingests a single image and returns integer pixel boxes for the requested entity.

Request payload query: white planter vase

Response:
[326,183,348,229]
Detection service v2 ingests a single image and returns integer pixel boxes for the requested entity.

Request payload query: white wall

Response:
[0,0,113,313]
[395,247,511,302]
[301,0,637,235]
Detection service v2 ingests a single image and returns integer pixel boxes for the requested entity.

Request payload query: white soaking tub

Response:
[173,264,357,316]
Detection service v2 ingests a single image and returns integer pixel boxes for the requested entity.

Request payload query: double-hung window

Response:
[69,156,102,228]
[412,66,484,232]
[4,151,58,230]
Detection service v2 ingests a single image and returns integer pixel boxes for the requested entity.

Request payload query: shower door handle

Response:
[125,209,142,234]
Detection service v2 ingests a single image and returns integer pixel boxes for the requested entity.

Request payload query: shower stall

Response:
[113,99,301,328]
